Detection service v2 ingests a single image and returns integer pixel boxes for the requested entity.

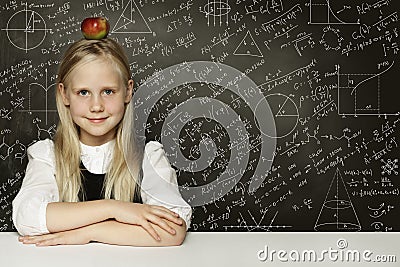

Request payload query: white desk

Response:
[0,232,399,267]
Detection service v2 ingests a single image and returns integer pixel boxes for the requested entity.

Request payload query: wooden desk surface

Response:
[0,232,399,267]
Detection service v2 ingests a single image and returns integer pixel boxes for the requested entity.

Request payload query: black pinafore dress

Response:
[78,162,143,203]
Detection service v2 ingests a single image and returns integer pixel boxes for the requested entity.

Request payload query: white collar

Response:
[80,139,115,174]
[80,139,115,154]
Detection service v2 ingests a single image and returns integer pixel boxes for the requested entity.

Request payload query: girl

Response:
[12,38,192,247]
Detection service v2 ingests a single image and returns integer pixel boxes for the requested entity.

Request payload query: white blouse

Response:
[12,139,192,236]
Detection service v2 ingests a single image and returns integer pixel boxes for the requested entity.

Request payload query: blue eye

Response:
[78,90,89,96]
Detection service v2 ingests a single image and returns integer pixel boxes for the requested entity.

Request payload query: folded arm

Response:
[20,219,187,247]
[46,199,184,241]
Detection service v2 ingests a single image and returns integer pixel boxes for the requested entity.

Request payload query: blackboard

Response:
[0,0,399,232]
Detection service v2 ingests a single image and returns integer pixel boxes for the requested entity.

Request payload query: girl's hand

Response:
[18,228,91,247]
[111,201,183,241]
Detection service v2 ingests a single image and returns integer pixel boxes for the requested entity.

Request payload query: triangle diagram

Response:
[275,97,297,117]
[233,30,263,58]
[112,0,152,33]
[26,11,35,32]
[26,11,44,32]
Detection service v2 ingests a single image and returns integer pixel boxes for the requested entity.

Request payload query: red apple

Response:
[81,17,110,39]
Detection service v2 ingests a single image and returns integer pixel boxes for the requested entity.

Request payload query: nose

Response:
[89,94,104,112]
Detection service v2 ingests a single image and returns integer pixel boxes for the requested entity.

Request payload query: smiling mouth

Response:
[87,117,107,123]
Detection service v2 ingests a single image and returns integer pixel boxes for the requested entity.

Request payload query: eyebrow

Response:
[70,85,121,91]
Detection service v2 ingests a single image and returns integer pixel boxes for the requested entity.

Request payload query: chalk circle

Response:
[204,2,231,16]
[134,61,276,207]
[5,9,47,52]
[259,93,299,139]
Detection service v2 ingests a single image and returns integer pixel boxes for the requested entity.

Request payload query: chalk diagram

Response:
[307,0,360,25]
[223,210,292,231]
[260,93,299,139]
[315,168,361,231]
[33,118,56,140]
[201,0,230,26]
[319,25,343,51]
[233,30,264,58]
[2,9,49,52]
[20,69,56,125]
[336,62,398,117]
[368,203,394,231]
[111,0,152,34]
[0,137,26,162]
[369,203,385,219]
[368,203,394,219]
[381,158,398,175]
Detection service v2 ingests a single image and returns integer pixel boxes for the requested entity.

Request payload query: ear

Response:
[125,79,134,104]
[58,83,70,106]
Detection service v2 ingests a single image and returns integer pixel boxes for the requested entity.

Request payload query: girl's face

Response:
[59,58,133,146]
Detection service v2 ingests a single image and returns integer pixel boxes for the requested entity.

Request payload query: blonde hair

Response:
[54,38,143,202]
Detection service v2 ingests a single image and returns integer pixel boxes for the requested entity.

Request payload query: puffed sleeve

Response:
[12,139,59,236]
[141,141,192,230]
